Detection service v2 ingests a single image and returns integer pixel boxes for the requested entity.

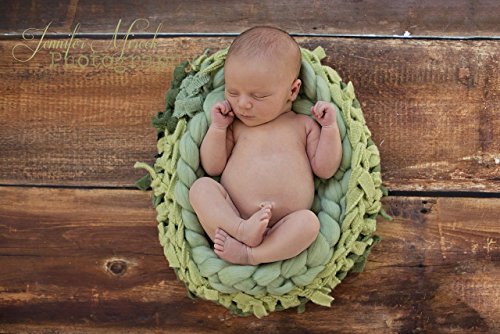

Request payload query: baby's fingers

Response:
[212,103,223,114]
[218,104,230,116]
[216,100,232,115]
[310,106,319,117]
[312,105,325,119]
[223,100,232,111]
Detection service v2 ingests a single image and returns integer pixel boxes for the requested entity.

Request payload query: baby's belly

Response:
[221,151,315,225]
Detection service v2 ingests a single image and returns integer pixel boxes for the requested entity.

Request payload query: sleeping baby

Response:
[189,26,342,265]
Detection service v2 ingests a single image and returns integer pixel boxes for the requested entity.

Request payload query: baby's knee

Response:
[302,210,321,237]
[189,177,215,202]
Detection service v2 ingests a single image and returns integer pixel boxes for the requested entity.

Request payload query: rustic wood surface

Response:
[1,1,499,332]
[0,187,498,333]
[1,0,499,37]
[1,37,498,191]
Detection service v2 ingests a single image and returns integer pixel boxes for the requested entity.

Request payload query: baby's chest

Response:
[234,135,304,160]
[234,124,306,155]
[228,133,311,177]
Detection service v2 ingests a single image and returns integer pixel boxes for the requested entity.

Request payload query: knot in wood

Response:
[106,259,128,276]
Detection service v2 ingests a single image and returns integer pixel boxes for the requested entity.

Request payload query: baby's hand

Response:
[311,101,337,128]
[211,100,234,129]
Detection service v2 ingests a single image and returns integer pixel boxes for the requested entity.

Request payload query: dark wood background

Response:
[0,1,498,333]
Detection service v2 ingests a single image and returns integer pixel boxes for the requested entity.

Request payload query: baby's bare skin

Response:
[189,99,341,265]
[221,111,315,226]
[188,33,342,265]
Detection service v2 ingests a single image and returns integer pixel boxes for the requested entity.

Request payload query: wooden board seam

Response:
[2,33,500,41]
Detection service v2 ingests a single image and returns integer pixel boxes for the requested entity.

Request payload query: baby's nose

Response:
[237,96,252,109]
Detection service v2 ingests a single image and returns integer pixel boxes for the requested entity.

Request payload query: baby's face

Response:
[224,55,300,127]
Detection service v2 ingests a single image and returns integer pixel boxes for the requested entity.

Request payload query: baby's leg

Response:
[189,177,272,246]
[213,210,320,265]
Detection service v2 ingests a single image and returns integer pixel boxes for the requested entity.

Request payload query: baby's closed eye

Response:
[251,94,268,100]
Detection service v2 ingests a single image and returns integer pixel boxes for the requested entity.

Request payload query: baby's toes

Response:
[216,228,229,238]
[214,235,226,251]
[214,240,223,250]
[260,209,271,221]
[214,229,227,244]
[214,242,224,252]
[259,201,273,209]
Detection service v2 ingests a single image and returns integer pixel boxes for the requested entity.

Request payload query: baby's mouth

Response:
[237,112,254,119]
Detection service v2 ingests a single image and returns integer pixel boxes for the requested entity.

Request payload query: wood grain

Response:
[1,37,498,191]
[1,3,498,334]
[0,187,498,332]
[1,0,499,37]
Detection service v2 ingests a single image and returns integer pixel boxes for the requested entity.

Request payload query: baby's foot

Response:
[214,228,254,265]
[236,202,273,247]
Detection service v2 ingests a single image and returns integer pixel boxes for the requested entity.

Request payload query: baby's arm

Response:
[306,101,342,179]
[200,100,235,176]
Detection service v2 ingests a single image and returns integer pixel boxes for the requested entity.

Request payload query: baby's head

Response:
[224,26,302,126]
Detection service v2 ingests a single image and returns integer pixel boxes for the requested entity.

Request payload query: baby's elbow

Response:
[312,162,335,180]
[200,156,223,176]
[313,157,342,179]
[203,165,223,177]
[314,168,336,180]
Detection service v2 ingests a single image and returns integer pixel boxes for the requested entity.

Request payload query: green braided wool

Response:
[134,46,386,318]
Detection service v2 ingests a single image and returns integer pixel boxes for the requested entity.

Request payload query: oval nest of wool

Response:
[134,46,389,318]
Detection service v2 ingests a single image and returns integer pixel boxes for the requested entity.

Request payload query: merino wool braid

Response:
[134,46,387,318]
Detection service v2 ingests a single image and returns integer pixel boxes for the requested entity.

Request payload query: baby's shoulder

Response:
[289,112,308,122]
[291,112,318,129]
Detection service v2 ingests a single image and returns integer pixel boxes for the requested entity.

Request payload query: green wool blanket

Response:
[134,46,389,318]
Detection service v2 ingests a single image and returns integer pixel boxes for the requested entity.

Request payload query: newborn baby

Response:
[189,26,342,265]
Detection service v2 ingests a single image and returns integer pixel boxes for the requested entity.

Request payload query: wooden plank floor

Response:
[0,1,499,333]
[1,0,500,37]
[1,37,498,191]
[1,188,498,332]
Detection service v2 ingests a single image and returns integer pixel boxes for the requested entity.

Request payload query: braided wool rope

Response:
[134,46,385,317]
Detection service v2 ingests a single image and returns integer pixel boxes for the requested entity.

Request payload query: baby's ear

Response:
[290,79,302,101]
